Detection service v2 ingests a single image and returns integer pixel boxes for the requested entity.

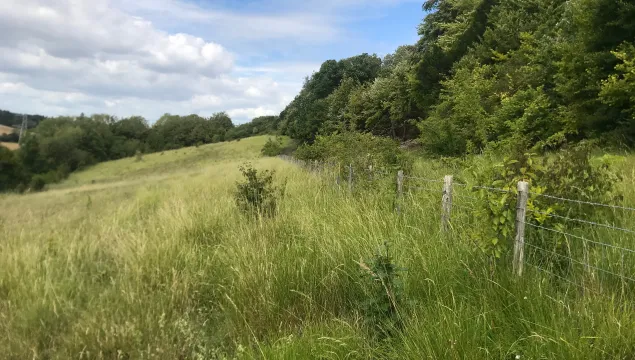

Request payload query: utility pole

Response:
[18,115,27,144]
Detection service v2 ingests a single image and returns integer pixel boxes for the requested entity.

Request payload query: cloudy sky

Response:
[0,0,424,124]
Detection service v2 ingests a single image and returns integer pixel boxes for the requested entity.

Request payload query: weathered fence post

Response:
[369,165,374,181]
[441,175,453,231]
[348,164,353,193]
[396,170,404,214]
[513,181,529,277]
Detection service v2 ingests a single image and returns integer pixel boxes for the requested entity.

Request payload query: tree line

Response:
[4,0,634,191]
[0,112,280,191]
[277,0,635,154]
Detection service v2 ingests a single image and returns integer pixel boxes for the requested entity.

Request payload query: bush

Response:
[0,146,26,192]
[471,142,620,265]
[295,132,413,183]
[29,175,47,192]
[234,164,285,217]
[358,242,404,338]
[261,137,283,157]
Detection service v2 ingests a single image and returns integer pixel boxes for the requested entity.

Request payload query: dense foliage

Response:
[0,109,46,129]
[234,163,285,218]
[470,143,620,261]
[260,137,283,157]
[295,132,413,178]
[278,0,635,154]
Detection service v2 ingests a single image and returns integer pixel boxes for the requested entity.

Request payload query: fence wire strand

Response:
[403,175,445,183]
[524,243,635,283]
[524,261,590,291]
[524,222,635,254]
[529,192,635,213]
[528,209,635,235]
[405,186,441,194]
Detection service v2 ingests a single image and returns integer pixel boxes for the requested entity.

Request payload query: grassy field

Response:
[2,136,635,359]
[0,142,19,150]
[0,125,19,150]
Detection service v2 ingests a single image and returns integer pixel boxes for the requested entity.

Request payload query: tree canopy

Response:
[277,0,635,154]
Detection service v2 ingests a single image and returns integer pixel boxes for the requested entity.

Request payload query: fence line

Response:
[524,242,635,283]
[529,191,635,212]
[524,222,635,254]
[528,208,635,235]
[279,155,635,298]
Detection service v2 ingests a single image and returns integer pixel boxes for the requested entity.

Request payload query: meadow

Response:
[2,135,635,359]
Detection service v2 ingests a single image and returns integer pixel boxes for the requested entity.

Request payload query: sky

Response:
[0,0,425,124]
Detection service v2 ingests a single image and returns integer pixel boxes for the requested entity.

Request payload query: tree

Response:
[0,146,26,191]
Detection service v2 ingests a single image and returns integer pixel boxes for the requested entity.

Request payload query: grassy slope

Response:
[2,136,635,359]
[0,125,19,150]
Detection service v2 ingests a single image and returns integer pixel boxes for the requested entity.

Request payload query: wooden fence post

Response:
[348,164,353,193]
[396,170,404,214]
[441,175,453,231]
[513,181,529,277]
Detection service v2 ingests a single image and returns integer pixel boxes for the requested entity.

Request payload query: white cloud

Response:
[0,0,303,123]
[0,0,421,124]
[117,0,340,43]
[227,107,279,120]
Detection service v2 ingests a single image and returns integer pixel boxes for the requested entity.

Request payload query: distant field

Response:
[0,125,19,150]
[0,141,19,150]
[2,135,635,358]
[0,124,14,135]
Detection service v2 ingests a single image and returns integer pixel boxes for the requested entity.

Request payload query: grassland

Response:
[0,124,14,135]
[0,125,19,150]
[2,135,635,359]
[0,142,19,150]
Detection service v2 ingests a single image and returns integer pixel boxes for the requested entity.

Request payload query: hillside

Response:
[0,109,45,128]
[2,135,635,358]
[0,142,19,150]
[0,124,15,135]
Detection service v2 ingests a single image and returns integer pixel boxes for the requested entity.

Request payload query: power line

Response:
[18,114,27,144]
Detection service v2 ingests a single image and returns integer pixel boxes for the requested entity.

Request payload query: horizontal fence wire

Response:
[524,222,635,254]
[405,186,442,194]
[523,260,603,296]
[403,175,445,183]
[452,203,476,212]
[528,209,635,235]
[529,192,635,213]
[524,243,635,283]
[452,182,513,194]
[453,193,479,201]
[470,185,514,194]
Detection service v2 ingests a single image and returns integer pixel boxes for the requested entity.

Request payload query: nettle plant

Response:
[234,163,285,218]
[471,143,620,266]
[358,242,405,338]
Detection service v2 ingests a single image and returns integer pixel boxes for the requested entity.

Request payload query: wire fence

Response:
[279,155,635,300]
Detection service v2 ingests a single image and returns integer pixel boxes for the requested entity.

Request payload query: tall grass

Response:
[1,137,635,359]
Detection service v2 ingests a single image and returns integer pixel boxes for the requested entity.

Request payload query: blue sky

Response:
[0,0,426,123]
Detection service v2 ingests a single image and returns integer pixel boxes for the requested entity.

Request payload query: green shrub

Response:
[29,175,47,192]
[234,164,285,217]
[261,137,283,157]
[359,242,404,338]
[294,143,325,161]
[471,143,620,267]
[295,132,413,181]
